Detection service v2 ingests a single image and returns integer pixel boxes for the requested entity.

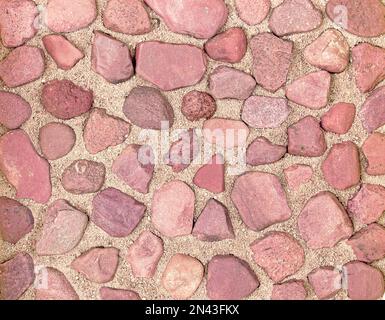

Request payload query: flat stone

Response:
[91,187,146,237]
[362,132,385,176]
[42,79,93,120]
[151,180,195,238]
[246,137,286,166]
[0,130,51,203]
[308,267,342,300]
[271,281,307,300]
[250,33,293,92]
[242,96,291,129]
[136,41,206,91]
[36,199,88,256]
[321,102,355,134]
[161,254,204,299]
[0,91,31,129]
[284,164,313,190]
[99,287,141,300]
[298,191,353,249]
[231,171,292,231]
[193,154,225,194]
[209,66,256,100]
[235,0,270,25]
[181,91,216,121]
[206,255,259,300]
[0,46,44,88]
[360,86,385,133]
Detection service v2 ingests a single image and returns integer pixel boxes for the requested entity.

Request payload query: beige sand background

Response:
[1,0,385,300]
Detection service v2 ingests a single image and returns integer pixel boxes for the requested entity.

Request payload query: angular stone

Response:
[321,141,360,190]
[71,247,119,283]
[123,86,174,130]
[284,164,313,190]
[0,253,34,300]
[304,29,350,73]
[0,46,44,88]
[193,154,225,194]
[112,144,154,193]
[308,267,342,300]
[99,287,141,300]
[209,66,256,100]
[362,132,385,176]
[235,0,270,25]
[91,31,134,84]
[269,0,323,36]
[321,102,355,134]
[91,187,146,237]
[42,80,93,120]
[36,199,88,256]
[206,255,259,300]
[231,171,292,231]
[136,41,206,91]
[62,159,105,194]
[271,281,307,300]
[162,254,204,299]
[288,116,327,157]
[0,130,51,203]
[298,191,353,249]
[43,35,84,70]
[242,96,291,129]
[151,180,195,238]
[250,32,293,92]
[204,28,247,63]
[246,137,286,166]
[39,122,76,160]
[286,71,331,109]
[84,108,130,154]
[0,91,31,129]
[46,0,97,33]
[360,86,385,133]
[144,0,228,39]
[0,197,33,244]
[181,91,216,121]
[352,43,385,93]
[127,231,163,278]
[103,0,151,35]
[348,184,385,225]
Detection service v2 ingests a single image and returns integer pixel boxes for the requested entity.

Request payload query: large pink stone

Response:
[246,137,286,166]
[231,171,292,231]
[0,91,31,129]
[235,0,270,25]
[99,287,141,300]
[360,86,385,133]
[193,154,225,194]
[298,191,353,249]
[362,132,385,176]
[151,180,195,238]
[144,0,228,39]
[321,102,356,134]
[308,267,342,300]
[136,41,206,91]
[271,281,307,300]
[0,130,51,204]
[284,164,313,191]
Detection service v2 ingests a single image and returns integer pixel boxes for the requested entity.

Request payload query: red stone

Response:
[271,281,307,300]
[181,91,216,121]
[235,0,270,25]
[193,154,225,194]
[0,91,31,129]
[362,132,385,176]
[308,267,342,300]
[284,164,313,191]
[321,102,355,134]
[99,287,141,300]
[246,137,286,166]
[360,86,385,133]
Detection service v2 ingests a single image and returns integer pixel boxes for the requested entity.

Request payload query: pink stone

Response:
[112,144,154,193]
[181,91,216,121]
[242,96,291,129]
[99,287,141,300]
[35,199,88,256]
[0,197,33,244]
[62,159,105,194]
[91,187,146,237]
[103,0,151,35]
[71,247,120,283]
[42,80,93,120]
[231,171,292,231]
[308,267,342,300]
[251,232,305,283]
[126,230,163,278]
[286,71,331,109]
[360,86,385,133]
[321,102,355,134]
[271,281,307,300]
[136,41,206,91]
[151,180,195,238]
[0,130,51,204]
[144,0,228,39]
[269,0,323,36]
[352,43,385,93]
[298,191,353,249]
[46,0,97,33]
[0,46,44,88]
[43,35,84,70]
[209,66,256,100]
[91,31,134,84]
[161,254,204,299]
[235,0,270,25]
[284,164,313,190]
[206,255,259,300]
[204,28,247,63]
[246,137,286,166]
[321,141,360,190]
[250,33,293,92]
[192,199,234,242]
[0,91,31,129]
[39,122,76,160]
[84,108,130,154]
[348,184,385,225]
[288,116,327,157]
[193,154,225,194]
[362,132,385,176]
